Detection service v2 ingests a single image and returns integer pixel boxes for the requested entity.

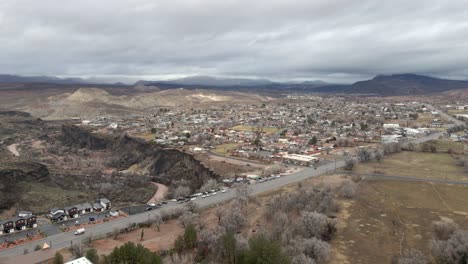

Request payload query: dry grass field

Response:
[213,143,240,156]
[331,180,468,264]
[354,151,468,181]
[231,125,280,134]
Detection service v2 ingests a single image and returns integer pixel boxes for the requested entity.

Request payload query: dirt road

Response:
[147,183,168,204]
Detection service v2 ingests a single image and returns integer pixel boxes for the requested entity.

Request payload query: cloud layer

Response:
[1,0,468,83]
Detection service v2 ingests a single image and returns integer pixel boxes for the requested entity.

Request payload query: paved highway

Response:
[0,121,454,259]
[0,159,345,259]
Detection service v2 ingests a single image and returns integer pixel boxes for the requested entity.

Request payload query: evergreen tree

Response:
[243,235,291,264]
[53,251,64,264]
[107,242,161,264]
[184,224,197,249]
[85,248,99,263]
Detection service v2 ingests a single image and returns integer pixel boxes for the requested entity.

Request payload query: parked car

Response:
[74,228,85,235]
[89,217,95,222]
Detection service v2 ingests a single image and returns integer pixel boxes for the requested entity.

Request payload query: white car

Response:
[190,198,197,201]
[201,195,207,198]
[148,203,156,207]
[74,228,85,235]
[221,189,227,193]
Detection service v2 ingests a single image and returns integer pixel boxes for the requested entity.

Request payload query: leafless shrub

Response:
[299,211,332,240]
[302,238,330,264]
[374,149,384,162]
[432,221,459,241]
[214,206,225,224]
[199,179,219,193]
[351,174,362,183]
[384,142,402,155]
[220,208,247,233]
[344,158,355,171]
[402,142,416,151]
[292,253,316,264]
[70,244,84,258]
[398,249,428,264]
[430,230,468,264]
[153,212,163,231]
[421,144,437,153]
[185,201,198,213]
[339,181,358,199]
[357,148,372,162]
[178,211,198,228]
[173,185,191,198]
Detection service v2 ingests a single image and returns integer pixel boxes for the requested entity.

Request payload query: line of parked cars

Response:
[257,174,281,183]
[169,188,228,203]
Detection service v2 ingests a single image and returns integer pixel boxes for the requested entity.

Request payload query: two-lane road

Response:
[0,128,449,260]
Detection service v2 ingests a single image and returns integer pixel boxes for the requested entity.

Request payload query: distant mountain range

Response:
[314,74,468,95]
[0,74,92,84]
[2,73,468,96]
[137,75,274,87]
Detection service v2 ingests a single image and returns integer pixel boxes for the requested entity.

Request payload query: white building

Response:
[65,257,94,264]
[383,124,400,129]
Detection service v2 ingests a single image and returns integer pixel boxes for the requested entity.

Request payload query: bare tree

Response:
[374,149,384,162]
[221,208,247,233]
[174,185,191,198]
[178,211,197,228]
[344,158,355,171]
[302,238,330,264]
[153,212,163,232]
[199,179,219,193]
[186,201,198,213]
[299,211,329,239]
[214,206,225,225]
[357,148,371,162]
[339,181,358,199]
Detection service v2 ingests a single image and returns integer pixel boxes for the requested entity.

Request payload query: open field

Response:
[422,140,465,153]
[447,109,468,115]
[331,180,468,264]
[354,151,468,181]
[213,143,239,155]
[231,125,280,134]
[417,112,437,124]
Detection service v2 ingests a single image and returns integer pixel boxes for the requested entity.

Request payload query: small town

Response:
[2,1,468,263]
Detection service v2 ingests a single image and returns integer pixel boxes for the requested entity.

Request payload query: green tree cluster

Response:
[102,242,161,264]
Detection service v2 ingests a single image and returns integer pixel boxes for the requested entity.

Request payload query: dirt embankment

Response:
[7,144,19,156]
[147,183,168,204]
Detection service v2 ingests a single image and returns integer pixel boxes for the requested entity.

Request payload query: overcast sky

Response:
[1,0,468,83]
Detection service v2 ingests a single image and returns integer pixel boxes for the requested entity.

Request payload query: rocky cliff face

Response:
[0,162,50,210]
[61,125,218,189]
[150,148,218,190]
[61,124,110,150]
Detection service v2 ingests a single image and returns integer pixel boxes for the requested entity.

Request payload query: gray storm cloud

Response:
[1,0,468,83]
